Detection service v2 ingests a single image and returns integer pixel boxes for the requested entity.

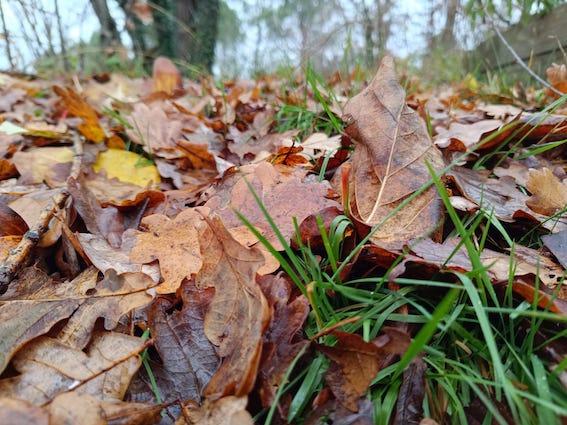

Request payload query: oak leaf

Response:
[343,56,444,248]
[129,208,203,294]
[525,168,567,216]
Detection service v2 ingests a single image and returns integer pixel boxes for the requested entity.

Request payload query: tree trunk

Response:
[0,0,14,70]
[182,0,220,75]
[90,0,122,48]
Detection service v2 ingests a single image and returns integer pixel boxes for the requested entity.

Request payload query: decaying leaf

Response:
[316,328,411,412]
[343,56,444,248]
[148,279,219,406]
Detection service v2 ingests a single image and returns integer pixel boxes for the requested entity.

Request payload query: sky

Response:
[0,0,430,75]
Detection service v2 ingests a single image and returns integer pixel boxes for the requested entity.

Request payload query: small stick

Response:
[0,134,84,294]
[483,5,565,97]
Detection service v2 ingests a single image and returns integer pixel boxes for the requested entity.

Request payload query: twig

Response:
[483,4,565,97]
[0,134,83,294]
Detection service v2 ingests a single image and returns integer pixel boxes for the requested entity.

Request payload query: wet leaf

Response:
[148,279,219,406]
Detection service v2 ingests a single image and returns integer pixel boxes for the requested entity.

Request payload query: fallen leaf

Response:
[178,396,253,425]
[53,86,105,143]
[204,161,340,251]
[93,148,161,187]
[129,208,203,294]
[542,230,567,269]
[0,397,48,425]
[257,274,310,408]
[195,213,270,399]
[148,280,219,406]
[12,147,73,186]
[0,266,153,374]
[0,331,144,404]
[448,166,567,232]
[48,392,162,425]
[393,357,427,425]
[342,56,444,248]
[525,168,567,216]
[316,328,411,412]
[152,57,182,94]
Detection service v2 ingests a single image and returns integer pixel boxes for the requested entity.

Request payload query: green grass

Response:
[236,76,567,423]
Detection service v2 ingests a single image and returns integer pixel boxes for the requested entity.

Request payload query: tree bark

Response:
[90,0,122,48]
[0,0,14,70]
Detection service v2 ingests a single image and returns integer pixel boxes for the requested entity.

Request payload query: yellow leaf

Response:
[93,149,160,187]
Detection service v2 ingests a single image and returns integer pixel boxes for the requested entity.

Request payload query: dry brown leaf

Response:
[152,57,182,94]
[204,161,340,251]
[48,392,162,425]
[0,266,154,374]
[343,56,444,248]
[0,331,144,405]
[195,213,270,399]
[129,208,203,294]
[12,147,73,187]
[547,63,567,98]
[526,168,567,216]
[449,166,567,233]
[0,397,48,425]
[178,396,253,425]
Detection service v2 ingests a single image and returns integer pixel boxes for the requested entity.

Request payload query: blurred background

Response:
[0,0,565,85]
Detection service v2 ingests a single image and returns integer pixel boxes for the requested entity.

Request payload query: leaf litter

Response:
[0,56,565,423]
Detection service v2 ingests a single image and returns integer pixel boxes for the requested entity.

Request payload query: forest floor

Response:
[0,57,566,424]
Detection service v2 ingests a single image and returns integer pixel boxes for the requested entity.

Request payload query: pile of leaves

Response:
[0,56,565,424]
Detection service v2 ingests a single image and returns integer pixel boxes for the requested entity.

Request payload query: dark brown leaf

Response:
[393,357,427,425]
[148,280,219,407]
[257,274,309,409]
[195,212,270,399]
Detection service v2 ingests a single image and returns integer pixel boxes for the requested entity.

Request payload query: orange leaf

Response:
[53,86,105,143]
